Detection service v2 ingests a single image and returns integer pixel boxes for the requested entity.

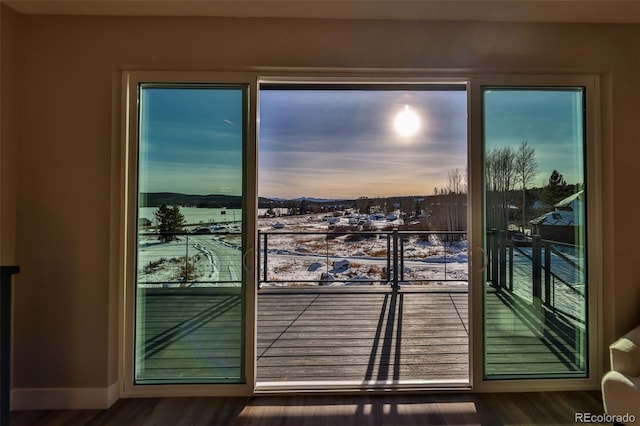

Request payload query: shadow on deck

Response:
[485,285,586,378]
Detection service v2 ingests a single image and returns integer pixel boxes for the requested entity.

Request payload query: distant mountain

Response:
[141,193,242,208]
[142,192,436,210]
[290,197,345,203]
[258,196,350,208]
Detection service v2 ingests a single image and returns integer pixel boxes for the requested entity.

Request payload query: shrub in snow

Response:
[345,233,364,242]
[308,262,323,272]
[332,259,350,271]
[319,272,335,285]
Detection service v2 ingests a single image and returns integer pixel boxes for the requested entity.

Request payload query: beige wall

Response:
[3,10,639,392]
[1,5,17,265]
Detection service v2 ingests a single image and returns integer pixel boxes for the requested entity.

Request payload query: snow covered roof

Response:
[530,209,578,226]
[554,190,584,209]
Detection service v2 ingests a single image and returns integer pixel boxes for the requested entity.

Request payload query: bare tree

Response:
[447,168,463,194]
[429,168,467,241]
[514,141,538,230]
[485,147,516,230]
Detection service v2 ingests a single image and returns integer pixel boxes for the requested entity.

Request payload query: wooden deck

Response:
[257,287,469,385]
[485,286,587,378]
[136,283,586,386]
[136,288,244,383]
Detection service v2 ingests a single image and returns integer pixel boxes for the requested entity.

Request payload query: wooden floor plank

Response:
[10,392,605,426]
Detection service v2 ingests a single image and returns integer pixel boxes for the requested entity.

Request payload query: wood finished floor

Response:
[10,391,606,426]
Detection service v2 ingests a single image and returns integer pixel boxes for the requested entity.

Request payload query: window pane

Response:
[482,88,587,379]
[135,84,246,384]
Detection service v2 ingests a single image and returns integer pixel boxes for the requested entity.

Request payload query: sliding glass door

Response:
[481,87,588,379]
[134,83,248,384]
[122,73,598,394]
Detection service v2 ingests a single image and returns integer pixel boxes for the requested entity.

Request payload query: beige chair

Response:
[601,325,640,425]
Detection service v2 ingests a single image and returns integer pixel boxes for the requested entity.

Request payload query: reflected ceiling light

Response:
[394,105,421,137]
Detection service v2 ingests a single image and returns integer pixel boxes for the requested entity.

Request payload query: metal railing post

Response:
[508,244,514,291]
[386,233,391,284]
[544,241,552,308]
[257,230,262,289]
[491,228,499,285]
[400,234,405,282]
[444,238,448,281]
[263,232,268,284]
[498,230,507,289]
[532,235,542,309]
[326,237,330,274]
[392,229,399,288]
[486,230,492,282]
[185,234,189,283]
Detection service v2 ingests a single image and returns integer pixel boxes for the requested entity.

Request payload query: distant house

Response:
[530,190,584,244]
[138,218,152,229]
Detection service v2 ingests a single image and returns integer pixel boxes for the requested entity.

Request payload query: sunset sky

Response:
[138,84,584,199]
[258,87,467,199]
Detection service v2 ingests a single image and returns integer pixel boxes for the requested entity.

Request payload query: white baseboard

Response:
[11,381,120,410]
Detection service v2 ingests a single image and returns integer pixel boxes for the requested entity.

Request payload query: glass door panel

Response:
[256,83,470,387]
[482,88,587,379]
[134,84,247,384]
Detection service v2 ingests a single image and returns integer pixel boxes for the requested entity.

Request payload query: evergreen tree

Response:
[541,170,572,206]
[155,204,186,243]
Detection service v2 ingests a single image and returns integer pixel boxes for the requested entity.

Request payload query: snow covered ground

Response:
[258,213,468,288]
[136,209,468,289]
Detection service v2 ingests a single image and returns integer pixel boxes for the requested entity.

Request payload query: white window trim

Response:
[116,69,602,398]
[119,71,258,398]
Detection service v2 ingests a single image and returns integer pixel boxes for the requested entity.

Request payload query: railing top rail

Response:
[139,231,242,237]
[540,238,584,250]
[486,229,583,250]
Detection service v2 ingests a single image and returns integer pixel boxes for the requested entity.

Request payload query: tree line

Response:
[149,141,581,242]
[429,140,580,234]
[485,141,579,231]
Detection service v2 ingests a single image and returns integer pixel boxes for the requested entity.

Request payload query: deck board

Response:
[484,285,586,377]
